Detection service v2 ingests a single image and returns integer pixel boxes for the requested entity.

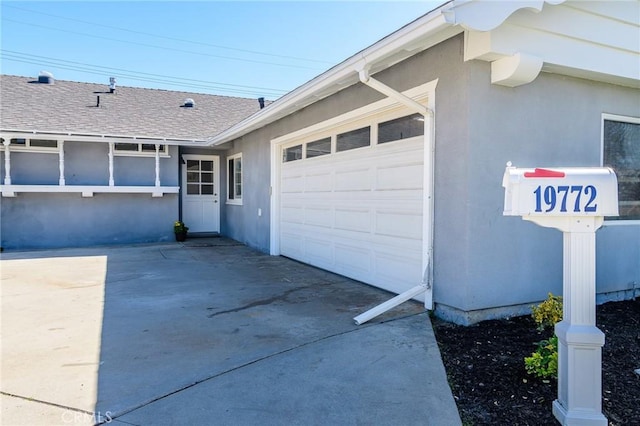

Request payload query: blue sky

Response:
[1,1,443,99]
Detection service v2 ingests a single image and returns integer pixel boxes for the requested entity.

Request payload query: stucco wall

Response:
[0,144,181,249]
[438,61,640,322]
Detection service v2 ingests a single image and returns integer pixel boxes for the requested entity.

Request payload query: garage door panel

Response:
[305,237,334,266]
[334,208,372,233]
[335,168,371,192]
[335,244,373,278]
[375,210,423,240]
[305,206,333,228]
[305,172,333,192]
[279,136,424,295]
[377,163,423,190]
[280,232,304,257]
[282,175,305,193]
[281,205,304,224]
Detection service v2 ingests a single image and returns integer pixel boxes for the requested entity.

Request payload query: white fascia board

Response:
[445,0,565,32]
[464,1,640,88]
[207,5,458,146]
[0,129,209,146]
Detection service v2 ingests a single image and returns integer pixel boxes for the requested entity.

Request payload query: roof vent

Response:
[109,77,116,93]
[38,71,54,84]
[183,98,195,108]
[258,97,265,109]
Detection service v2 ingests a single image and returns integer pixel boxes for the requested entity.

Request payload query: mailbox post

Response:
[502,163,618,426]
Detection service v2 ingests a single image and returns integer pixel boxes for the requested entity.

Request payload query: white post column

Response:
[155,144,161,187]
[58,140,65,186]
[108,142,115,186]
[552,217,607,426]
[3,139,11,185]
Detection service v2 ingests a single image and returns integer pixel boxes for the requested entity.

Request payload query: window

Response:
[186,159,215,195]
[603,115,640,220]
[0,137,59,151]
[283,145,302,162]
[378,113,424,144]
[227,153,242,204]
[114,143,168,156]
[336,126,370,152]
[306,137,331,158]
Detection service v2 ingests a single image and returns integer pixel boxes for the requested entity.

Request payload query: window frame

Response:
[113,142,169,157]
[601,113,640,224]
[227,152,243,205]
[0,137,60,154]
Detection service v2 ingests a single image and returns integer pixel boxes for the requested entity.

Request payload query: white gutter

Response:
[354,68,436,324]
[207,3,457,146]
[0,129,209,146]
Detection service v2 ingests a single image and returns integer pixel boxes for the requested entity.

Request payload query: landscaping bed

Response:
[432,299,640,425]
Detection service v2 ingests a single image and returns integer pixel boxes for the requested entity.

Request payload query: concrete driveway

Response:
[1,238,461,426]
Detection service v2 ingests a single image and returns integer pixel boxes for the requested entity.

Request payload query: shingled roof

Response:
[0,74,263,141]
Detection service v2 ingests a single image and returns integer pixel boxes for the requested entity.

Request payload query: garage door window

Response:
[378,113,424,144]
[603,115,640,220]
[337,126,370,152]
[283,145,303,162]
[306,137,331,158]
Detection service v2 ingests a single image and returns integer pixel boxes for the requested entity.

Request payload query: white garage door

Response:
[279,135,424,297]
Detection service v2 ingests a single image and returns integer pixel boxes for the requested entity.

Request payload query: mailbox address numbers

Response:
[534,185,597,213]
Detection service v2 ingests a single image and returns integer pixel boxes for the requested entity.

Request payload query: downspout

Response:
[353,67,435,325]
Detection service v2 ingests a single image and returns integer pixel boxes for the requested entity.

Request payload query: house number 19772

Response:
[533,185,598,213]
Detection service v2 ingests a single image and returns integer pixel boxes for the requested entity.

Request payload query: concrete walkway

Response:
[1,238,461,426]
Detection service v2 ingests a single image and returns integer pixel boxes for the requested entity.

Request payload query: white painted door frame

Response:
[181,154,220,233]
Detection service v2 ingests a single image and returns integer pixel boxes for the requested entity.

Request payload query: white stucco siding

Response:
[279,136,424,297]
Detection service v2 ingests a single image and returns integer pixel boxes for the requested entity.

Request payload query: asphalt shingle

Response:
[0,75,263,140]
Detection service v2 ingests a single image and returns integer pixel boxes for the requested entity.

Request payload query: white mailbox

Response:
[503,164,618,217]
[501,162,619,426]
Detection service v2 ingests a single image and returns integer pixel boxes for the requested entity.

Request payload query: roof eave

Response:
[207,4,459,146]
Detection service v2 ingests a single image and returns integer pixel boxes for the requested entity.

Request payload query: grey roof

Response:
[0,75,263,141]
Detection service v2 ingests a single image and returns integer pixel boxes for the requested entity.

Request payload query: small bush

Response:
[524,336,558,379]
[531,293,563,331]
[525,293,562,379]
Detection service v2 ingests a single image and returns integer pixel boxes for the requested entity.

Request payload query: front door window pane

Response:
[187,184,200,195]
[185,160,215,196]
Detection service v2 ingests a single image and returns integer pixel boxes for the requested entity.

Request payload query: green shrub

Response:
[525,293,562,379]
[531,293,563,331]
[524,336,558,379]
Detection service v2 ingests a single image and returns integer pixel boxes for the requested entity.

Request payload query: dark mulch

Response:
[432,299,640,425]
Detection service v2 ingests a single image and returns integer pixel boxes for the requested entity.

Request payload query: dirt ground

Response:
[432,299,640,425]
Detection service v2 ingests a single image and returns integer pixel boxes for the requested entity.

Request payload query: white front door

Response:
[181,155,220,233]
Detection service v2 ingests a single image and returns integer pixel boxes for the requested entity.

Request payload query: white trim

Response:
[0,130,208,147]
[181,154,221,233]
[226,152,243,205]
[601,113,640,224]
[0,185,179,198]
[271,82,435,146]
